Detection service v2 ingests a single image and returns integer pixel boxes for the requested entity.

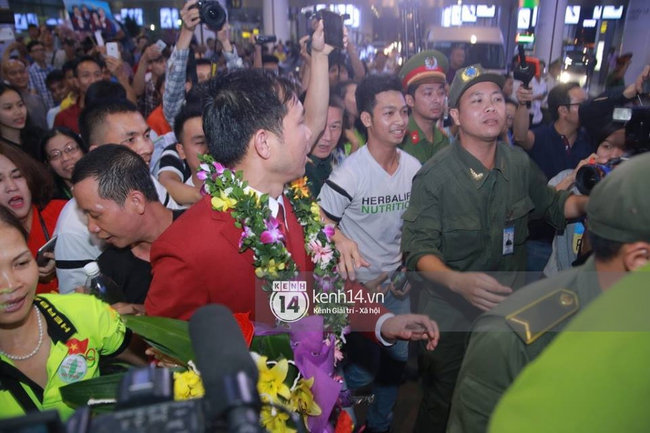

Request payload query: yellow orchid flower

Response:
[211,191,238,212]
[260,406,297,433]
[291,377,322,416]
[310,202,320,222]
[173,370,205,400]
[256,259,286,278]
[256,356,292,402]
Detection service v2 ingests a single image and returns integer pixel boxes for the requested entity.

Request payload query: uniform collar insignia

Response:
[470,167,484,180]
[411,130,420,143]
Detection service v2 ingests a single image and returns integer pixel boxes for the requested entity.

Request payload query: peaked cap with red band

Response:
[399,50,449,91]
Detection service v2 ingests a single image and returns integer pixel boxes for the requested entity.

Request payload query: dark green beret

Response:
[448,64,505,109]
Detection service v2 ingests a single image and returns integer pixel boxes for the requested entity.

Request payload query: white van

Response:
[426,26,507,74]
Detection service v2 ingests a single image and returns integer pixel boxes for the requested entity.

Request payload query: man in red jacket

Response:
[145,35,439,348]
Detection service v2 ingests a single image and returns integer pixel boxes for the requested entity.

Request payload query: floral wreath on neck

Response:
[197,155,351,342]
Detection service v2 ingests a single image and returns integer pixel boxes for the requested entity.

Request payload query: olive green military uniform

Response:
[447,256,603,433]
[401,139,570,433]
[489,263,650,433]
[400,116,450,165]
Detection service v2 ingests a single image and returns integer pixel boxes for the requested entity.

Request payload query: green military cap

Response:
[447,64,505,109]
[587,151,650,244]
[399,50,448,91]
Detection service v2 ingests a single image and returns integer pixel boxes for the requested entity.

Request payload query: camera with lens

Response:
[193,0,227,32]
[575,157,623,195]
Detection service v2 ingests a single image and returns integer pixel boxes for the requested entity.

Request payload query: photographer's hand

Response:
[178,0,201,50]
[310,19,334,56]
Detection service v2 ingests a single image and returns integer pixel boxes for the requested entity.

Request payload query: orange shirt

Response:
[147,105,172,136]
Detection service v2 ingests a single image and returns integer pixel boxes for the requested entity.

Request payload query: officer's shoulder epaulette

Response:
[504,289,580,345]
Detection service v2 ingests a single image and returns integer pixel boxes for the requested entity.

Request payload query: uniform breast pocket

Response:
[441,215,482,262]
[508,197,535,245]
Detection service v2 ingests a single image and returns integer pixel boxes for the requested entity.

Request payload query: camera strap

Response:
[0,361,43,413]
[37,209,51,242]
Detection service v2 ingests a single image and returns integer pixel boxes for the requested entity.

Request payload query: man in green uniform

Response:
[490,269,650,433]
[401,64,588,433]
[447,150,650,433]
[399,50,451,164]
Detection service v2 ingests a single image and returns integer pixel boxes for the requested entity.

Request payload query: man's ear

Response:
[175,142,186,160]
[360,111,372,129]
[88,144,98,152]
[558,105,569,118]
[623,241,650,272]
[405,94,415,108]
[252,129,272,160]
[127,190,146,215]
[449,108,460,126]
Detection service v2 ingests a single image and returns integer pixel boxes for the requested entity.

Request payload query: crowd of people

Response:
[1,5,649,433]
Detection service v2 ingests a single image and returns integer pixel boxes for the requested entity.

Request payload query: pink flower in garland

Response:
[212,161,226,174]
[314,274,337,292]
[260,217,284,244]
[239,226,254,248]
[308,239,334,266]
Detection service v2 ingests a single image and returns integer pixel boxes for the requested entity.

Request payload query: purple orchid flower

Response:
[314,274,338,292]
[212,161,226,175]
[322,225,335,241]
[259,217,284,244]
[238,226,254,248]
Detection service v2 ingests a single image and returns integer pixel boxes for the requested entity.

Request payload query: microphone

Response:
[189,305,264,433]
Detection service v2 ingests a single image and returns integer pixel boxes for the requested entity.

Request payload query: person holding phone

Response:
[0,144,66,294]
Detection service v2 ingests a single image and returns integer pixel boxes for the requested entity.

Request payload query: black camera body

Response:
[194,0,227,32]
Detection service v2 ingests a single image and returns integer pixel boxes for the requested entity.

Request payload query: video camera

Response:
[512,44,539,109]
[575,106,650,195]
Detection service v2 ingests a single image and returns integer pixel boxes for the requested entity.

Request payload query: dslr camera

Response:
[576,106,650,195]
[193,0,227,32]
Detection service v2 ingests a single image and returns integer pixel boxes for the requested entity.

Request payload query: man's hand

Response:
[180,0,201,32]
[332,229,370,280]
[516,85,533,106]
[380,314,440,351]
[309,19,334,57]
[141,44,162,64]
[111,302,145,316]
[449,272,512,311]
[362,272,389,294]
[104,56,126,80]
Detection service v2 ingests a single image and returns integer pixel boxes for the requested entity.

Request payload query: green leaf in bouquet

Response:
[250,333,293,361]
[123,316,195,363]
[60,373,124,412]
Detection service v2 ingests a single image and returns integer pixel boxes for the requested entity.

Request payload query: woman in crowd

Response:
[0,83,45,160]
[335,80,365,158]
[0,144,66,293]
[544,122,626,276]
[0,205,143,420]
[38,127,87,200]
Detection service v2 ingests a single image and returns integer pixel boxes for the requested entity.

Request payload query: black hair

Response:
[62,60,76,77]
[84,80,127,108]
[79,98,138,147]
[588,231,624,262]
[0,205,28,241]
[548,82,581,122]
[26,40,44,53]
[73,55,103,77]
[196,58,212,67]
[72,144,158,205]
[202,69,299,167]
[45,69,65,88]
[596,121,626,146]
[174,103,204,145]
[262,55,280,65]
[0,83,44,160]
[355,74,403,117]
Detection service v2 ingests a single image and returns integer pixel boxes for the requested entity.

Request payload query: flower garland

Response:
[197,157,351,338]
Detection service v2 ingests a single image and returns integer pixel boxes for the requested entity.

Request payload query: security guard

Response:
[448,150,650,433]
[401,64,589,433]
[399,50,451,164]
